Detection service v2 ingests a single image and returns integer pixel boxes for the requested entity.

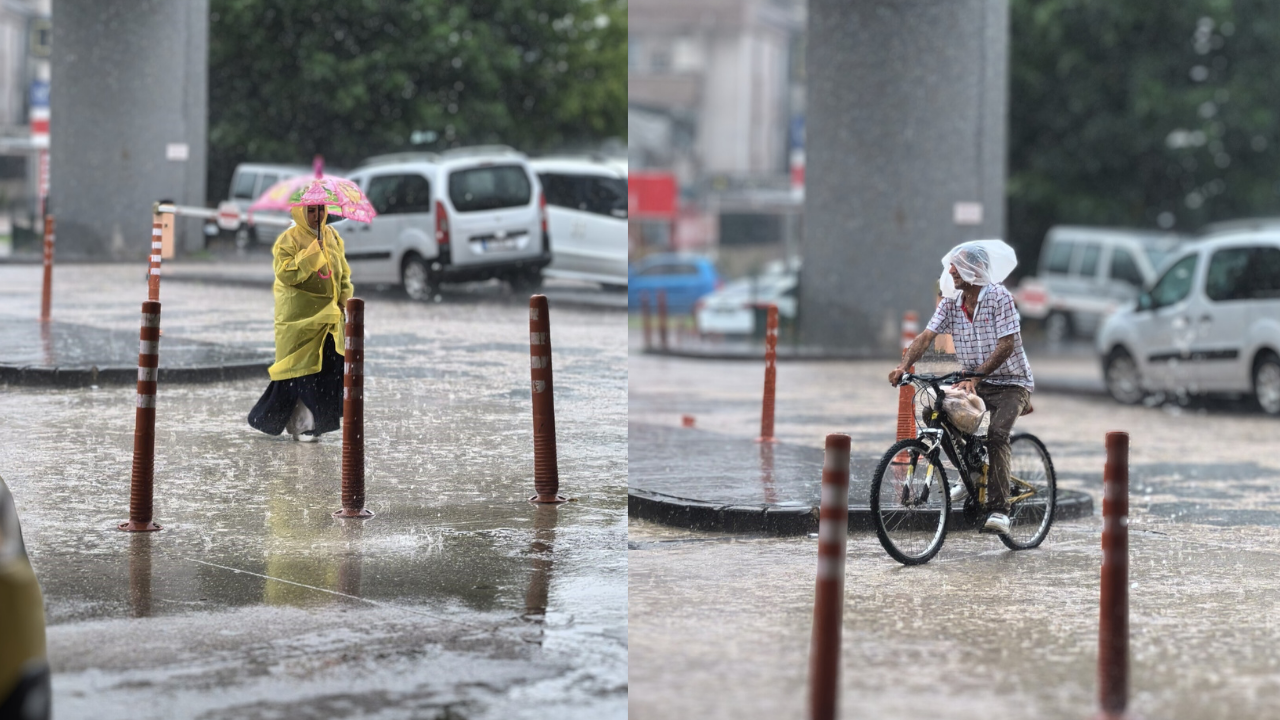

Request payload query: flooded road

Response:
[629,348,1280,720]
[0,264,627,719]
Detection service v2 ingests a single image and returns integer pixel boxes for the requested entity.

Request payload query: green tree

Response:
[207,0,626,200]
[1008,0,1280,276]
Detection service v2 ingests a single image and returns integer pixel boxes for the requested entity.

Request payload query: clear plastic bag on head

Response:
[939,239,1018,299]
[940,386,988,435]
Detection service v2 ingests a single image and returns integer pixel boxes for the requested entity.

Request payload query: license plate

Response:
[480,238,516,251]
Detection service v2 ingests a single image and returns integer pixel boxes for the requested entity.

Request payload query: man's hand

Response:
[953,377,977,395]
[888,366,906,386]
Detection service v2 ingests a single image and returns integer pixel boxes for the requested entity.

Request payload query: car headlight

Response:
[0,478,28,564]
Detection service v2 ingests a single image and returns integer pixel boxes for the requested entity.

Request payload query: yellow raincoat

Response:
[267,205,354,381]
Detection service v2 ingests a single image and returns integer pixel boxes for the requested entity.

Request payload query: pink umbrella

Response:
[249,155,378,223]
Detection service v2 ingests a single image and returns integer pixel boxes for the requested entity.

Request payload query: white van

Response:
[338,147,551,299]
[529,156,628,288]
[1097,229,1280,414]
[1015,226,1188,342]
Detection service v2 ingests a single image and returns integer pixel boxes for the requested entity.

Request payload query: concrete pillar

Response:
[50,0,207,259]
[799,0,1008,355]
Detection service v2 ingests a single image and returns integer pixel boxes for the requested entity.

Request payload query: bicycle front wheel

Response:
[1000,433,1057,550]
[871,438,951,565]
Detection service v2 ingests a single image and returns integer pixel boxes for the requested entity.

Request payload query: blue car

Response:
[628,254,721,315]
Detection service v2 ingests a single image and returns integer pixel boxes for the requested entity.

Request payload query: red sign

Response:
[30,106,49,148]
[216,201,242,231]
[628,172,677,220]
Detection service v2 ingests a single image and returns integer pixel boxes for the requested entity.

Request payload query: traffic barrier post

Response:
[335,298,373,518]
[657,289,669,352]
[147,219,163,301]
[808,433,851,720]
[1095,431,1131,719]
[758,304,779,443]
[641,292,653,351]
[119,301,163,532]
[893,310,919,463]
[529,295,567,503]
[39,215,54,322]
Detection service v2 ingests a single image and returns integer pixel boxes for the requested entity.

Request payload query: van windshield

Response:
[448,165,532,212]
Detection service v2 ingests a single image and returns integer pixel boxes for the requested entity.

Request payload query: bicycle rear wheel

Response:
[999,433,1056,550]
[871,438,951,565]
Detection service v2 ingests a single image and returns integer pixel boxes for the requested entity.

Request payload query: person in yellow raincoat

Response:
[248,203,354,441]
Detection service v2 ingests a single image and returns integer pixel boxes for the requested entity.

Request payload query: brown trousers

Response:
[976,383,1031,513]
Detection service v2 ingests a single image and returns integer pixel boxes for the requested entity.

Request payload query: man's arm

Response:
[898,329,938,370]
[888,329,938,385]
[972,333,1016,377]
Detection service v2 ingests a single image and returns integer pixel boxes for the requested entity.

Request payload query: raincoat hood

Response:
[939,239,1018,300]
[268,205,353,381]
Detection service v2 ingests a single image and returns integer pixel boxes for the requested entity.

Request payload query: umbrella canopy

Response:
[249,156,377,223]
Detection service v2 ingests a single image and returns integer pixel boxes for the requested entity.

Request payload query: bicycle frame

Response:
[899,371,1038,513]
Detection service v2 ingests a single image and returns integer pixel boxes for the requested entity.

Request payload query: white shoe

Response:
[293,432,319,443]
[284,400,315,439]
[949,481,968,503]
[983,512,1011,535]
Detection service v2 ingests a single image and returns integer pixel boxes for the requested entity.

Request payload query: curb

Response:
[0,361,269,387]
[628,487,1094,536]
[635,347,1110,397]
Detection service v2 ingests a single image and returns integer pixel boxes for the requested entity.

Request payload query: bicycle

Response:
[870,371,1057,565]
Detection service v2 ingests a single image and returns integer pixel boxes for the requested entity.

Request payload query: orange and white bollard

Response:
[147,219,163,301]
[119,301,163,532]
[335,298,373,519]
[893,311,919,463]
[808,433,850,720]
[39,215,54,322]
[529,295,567,503]
[758,304,779,443]
[1095,431,1131,719]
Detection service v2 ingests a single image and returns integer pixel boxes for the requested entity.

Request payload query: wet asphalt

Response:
[629,344,1280,720]
[0,263,627,720]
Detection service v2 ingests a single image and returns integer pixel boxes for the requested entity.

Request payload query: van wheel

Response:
[1044,311,1072,345]
[1104,347,1145,405]
[1253,352,1280,416]
[509,267,543,293]
[402,254,436,301]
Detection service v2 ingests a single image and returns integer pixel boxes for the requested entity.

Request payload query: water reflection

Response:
[759,441,778,505]
[40,319,53,367]
[263,466,349,607]
[128,531,152,618]
[523,504,560,623]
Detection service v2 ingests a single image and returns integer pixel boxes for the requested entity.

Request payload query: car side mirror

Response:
[1137,292,1153,311]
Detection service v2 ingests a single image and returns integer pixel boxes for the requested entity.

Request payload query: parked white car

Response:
[1097,229,1280,414]
[336,146,551,299]
[1015,226,1188,343]
[695,260,799,336]
[529,156,628,288]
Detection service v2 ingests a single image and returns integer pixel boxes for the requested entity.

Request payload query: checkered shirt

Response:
[926,283,1034,391]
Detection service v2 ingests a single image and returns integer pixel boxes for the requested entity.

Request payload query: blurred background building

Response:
[0,0,51,256]
[628,0,805,278]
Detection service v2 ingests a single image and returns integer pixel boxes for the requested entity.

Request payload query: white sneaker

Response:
[983,512,1011,535]
[949,481,968,503]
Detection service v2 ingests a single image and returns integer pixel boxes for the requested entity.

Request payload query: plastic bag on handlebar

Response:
[940,386,988,435]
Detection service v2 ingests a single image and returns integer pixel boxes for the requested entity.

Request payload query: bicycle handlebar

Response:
[896,370,987,388]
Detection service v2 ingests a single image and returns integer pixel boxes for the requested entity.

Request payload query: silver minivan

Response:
[339,147,551,299]
[1017,226,1187,342]
[1097,229,1280,414]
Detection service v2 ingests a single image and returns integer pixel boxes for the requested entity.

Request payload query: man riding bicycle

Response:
[888,240,1035,536]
